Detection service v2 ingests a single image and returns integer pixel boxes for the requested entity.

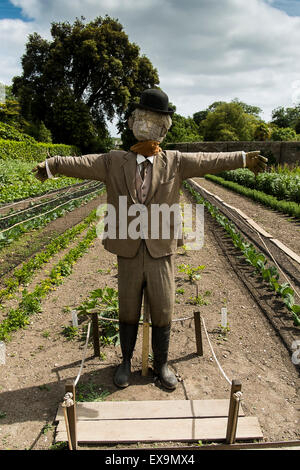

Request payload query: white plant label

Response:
[0,341,6,365]
[221,307,227,328]
[72,310,78,327]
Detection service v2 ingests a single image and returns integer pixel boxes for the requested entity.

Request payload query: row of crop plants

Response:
[0,205,102,341]
[205,165,300,218]
[0,122,108,250]
[184,181,300,327]
[0,123,110,340]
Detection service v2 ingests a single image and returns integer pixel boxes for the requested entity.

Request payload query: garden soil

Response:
[0,183,299,450]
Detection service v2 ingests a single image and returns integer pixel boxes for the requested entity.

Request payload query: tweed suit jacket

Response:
[46,150,245,258]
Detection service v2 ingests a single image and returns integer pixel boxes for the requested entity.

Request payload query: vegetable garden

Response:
[0,141,299,449]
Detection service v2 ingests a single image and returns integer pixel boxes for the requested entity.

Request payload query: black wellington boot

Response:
[152,324,178,390]
[114,322,139,388]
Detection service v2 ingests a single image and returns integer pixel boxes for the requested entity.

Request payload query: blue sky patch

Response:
[0,0,33,21]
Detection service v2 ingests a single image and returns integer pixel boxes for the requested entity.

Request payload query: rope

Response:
[74,321,91,386]
[0,181,90,210]
[62,392,74,408]
[0,185,74,221]
[87,313,194,325]
[201,315,232,386]
[61,393,74,451]
[233,391,243,402]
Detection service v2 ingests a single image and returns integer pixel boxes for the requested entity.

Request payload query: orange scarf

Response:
[130,140,162,157]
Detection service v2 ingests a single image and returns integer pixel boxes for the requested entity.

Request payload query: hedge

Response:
[218,168,300,204]
[205,174,300,219]
[0,138,80,162]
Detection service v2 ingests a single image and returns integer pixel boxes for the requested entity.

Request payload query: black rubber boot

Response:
[152,324,178,390]
[114,322,139,388]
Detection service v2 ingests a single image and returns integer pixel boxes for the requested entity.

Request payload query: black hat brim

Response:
[133,102,174,115]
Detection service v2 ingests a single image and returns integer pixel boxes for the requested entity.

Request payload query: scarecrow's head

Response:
[128,89,173,142]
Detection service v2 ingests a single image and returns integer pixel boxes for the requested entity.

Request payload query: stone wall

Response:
[165,141,300,165]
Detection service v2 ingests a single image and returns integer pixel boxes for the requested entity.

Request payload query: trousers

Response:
[117,241,175,327]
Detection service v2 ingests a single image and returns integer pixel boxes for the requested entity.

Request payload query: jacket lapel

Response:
[122,151,138,204]
[122,151,167,206]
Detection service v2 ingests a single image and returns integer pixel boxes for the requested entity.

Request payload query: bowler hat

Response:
[133,88,174,115]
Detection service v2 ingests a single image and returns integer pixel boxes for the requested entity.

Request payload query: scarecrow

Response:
[32,89,267,390]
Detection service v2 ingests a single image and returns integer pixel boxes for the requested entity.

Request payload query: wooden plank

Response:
[56,416,263,444]
[55,399,245,422]
[245,218,273,238]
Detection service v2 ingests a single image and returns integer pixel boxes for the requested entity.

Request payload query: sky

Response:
[1,0,300,136]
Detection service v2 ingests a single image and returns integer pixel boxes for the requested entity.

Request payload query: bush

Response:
[0,139,79,162]
[270,127,297,141]
[218,168,300,203]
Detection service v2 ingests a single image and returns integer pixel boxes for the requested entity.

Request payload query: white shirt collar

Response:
[136,154,154,165]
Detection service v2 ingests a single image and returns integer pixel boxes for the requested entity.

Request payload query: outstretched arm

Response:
[32,152,110,183]
[179,150,267,180]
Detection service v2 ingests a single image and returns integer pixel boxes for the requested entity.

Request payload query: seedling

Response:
[178,263,205,283]
[76,382,110,402]
[61,325,79,341]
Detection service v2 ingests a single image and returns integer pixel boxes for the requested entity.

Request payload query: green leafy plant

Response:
[184,181,300,326]
[61,325,79,341]
[178,263,205,283]
[76,382,110,402]
[0,223,98,341]
[76,286,120,346]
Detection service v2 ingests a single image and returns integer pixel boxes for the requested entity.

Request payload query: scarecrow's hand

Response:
[31,162,48,182]
[246,151,268,175]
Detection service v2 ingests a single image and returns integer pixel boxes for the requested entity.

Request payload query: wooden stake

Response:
[91,311,100,358]
[141,290,150,377]
[226,379,242,444]
[65,381,77,450]
[193,311,203,356]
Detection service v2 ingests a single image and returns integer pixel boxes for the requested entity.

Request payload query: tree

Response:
[162,112,202,146]
[12,16,159,152]
[271,105,300,129]
[254,121,271,141]
[231,98,262,118]
[270,126,297,141]
[200,102,260,141]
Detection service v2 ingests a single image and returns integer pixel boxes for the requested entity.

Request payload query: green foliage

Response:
[0,87,27,129]
[12,15,159,152]
[25,120,52,143]
[0,159,82,203]
[270,126,297,141]
[76,382,110,402]
[205,174,300,218]
[200,102,260,142]
[0,139,79,163]
[162,113,202,146]
[177,263,205,282]
[271,105,300,129]
[0,209,99,302]
[76,287,119,346]
[0,223,98,341]
[61,325,79,340]
[254,122,271,141]
[0,122,36,143]
[218,168,300,203]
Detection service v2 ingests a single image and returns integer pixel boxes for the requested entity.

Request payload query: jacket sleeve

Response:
[179,151,245,180]
[46,153,110,183]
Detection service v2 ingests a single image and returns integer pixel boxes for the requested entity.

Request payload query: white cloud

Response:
[1,0,300,135]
